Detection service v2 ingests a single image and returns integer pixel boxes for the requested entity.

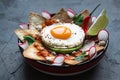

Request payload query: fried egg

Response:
[41,23,85,48]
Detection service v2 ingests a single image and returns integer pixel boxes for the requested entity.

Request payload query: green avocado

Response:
[44,43,83,54]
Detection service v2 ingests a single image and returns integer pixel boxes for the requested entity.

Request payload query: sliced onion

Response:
[18,41,28,50]
[67,8,76,18]
[41,10,51,19]
[88,46,96,59]
[80,40,95,52]
[98,29,109,41]
[19,23,29,29]
[52,54,64,66]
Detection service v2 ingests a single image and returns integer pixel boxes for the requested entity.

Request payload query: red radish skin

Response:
[18,41,28,50]
[41,10,51,19]
[67,8,76,18]
[52,54,65,66]
[98,29,109,41]
[80,40,95,52]
[19,23,29,29]
[67,8,76,15]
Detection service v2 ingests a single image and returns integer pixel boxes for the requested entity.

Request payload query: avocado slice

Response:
[44,43,83,54]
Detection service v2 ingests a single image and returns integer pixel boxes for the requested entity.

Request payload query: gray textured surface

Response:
[0,0,120,80]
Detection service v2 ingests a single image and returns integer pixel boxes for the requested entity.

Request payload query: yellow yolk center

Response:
[51,26,72,39]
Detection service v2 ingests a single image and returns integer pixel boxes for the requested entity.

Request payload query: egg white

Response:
[41,23,85,48]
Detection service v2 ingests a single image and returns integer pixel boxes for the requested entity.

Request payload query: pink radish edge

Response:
[52,54,65,66]
[88,46,97,60]
[67,8,76,14]
[19,23,29,29]
[18,40,28,50]
[41,10,51,19]
[80,40,95,52]
[97,29,109,42]
[67,8,76,18]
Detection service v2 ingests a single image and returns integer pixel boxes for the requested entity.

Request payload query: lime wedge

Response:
[87,9,108,36]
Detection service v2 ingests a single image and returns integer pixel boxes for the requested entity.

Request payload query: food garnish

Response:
[67,8,76,18]
[52,54,65,66]
[24,35,35,45]
[75,51,86,61]
[41,10,51,19]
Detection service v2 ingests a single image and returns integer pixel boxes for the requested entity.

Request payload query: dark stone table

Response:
[0,0,120,80]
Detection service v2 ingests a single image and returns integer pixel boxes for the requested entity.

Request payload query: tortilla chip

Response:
[51,8,72,23]
[14,29,28,41]
[23,42,45,60]
[80,9,90,18]
[24,29,41,42]
[96,44,105,52]
[14,29,41,42]
[29,12,46,30]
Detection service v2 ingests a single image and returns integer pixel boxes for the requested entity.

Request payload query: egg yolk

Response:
[51,26,72,39]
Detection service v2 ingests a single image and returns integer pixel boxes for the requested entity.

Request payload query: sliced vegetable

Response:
[52,54,65,66]
[24,35,35,45]
[45,43,83,54]
[98,29,109,41]
[67,8,76,18]
[75,51,86,61]
[18,40,28,50]
[19,23,29,29]
[88,46,96,59]
[80,40,95,51]
[41,10,51,19]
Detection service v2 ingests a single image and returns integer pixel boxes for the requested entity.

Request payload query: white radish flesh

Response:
[41,10,51,19]
[18,40,28,50]
[88,46,97,59]
[80,40,95,52]
[67,8,76,18]
[19,23,29,29]
[98,29,109,41]
[52,55,64,66]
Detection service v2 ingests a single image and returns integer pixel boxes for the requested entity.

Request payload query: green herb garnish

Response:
[24,35,35,45]
[73,14,84,25]
[75,51,86,61]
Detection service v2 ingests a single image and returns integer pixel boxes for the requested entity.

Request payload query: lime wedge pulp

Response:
[87,9,108,36]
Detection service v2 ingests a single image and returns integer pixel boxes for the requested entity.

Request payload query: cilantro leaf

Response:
[73,14,84,25]
[75,51,86,61]
[24,35,35,45]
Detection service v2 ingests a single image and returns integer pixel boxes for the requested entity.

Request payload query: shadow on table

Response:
[23,62,99,80]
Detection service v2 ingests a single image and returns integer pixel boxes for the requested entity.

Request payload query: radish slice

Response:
[67,8,76,18]
[80,40,95,52]
[18,41,28,50]
[52,54,64,66]
[41,10,51,19]
[92,16,97,23]
[98,29,109,41]
[88,46,96,59]
[19,23,29,29]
